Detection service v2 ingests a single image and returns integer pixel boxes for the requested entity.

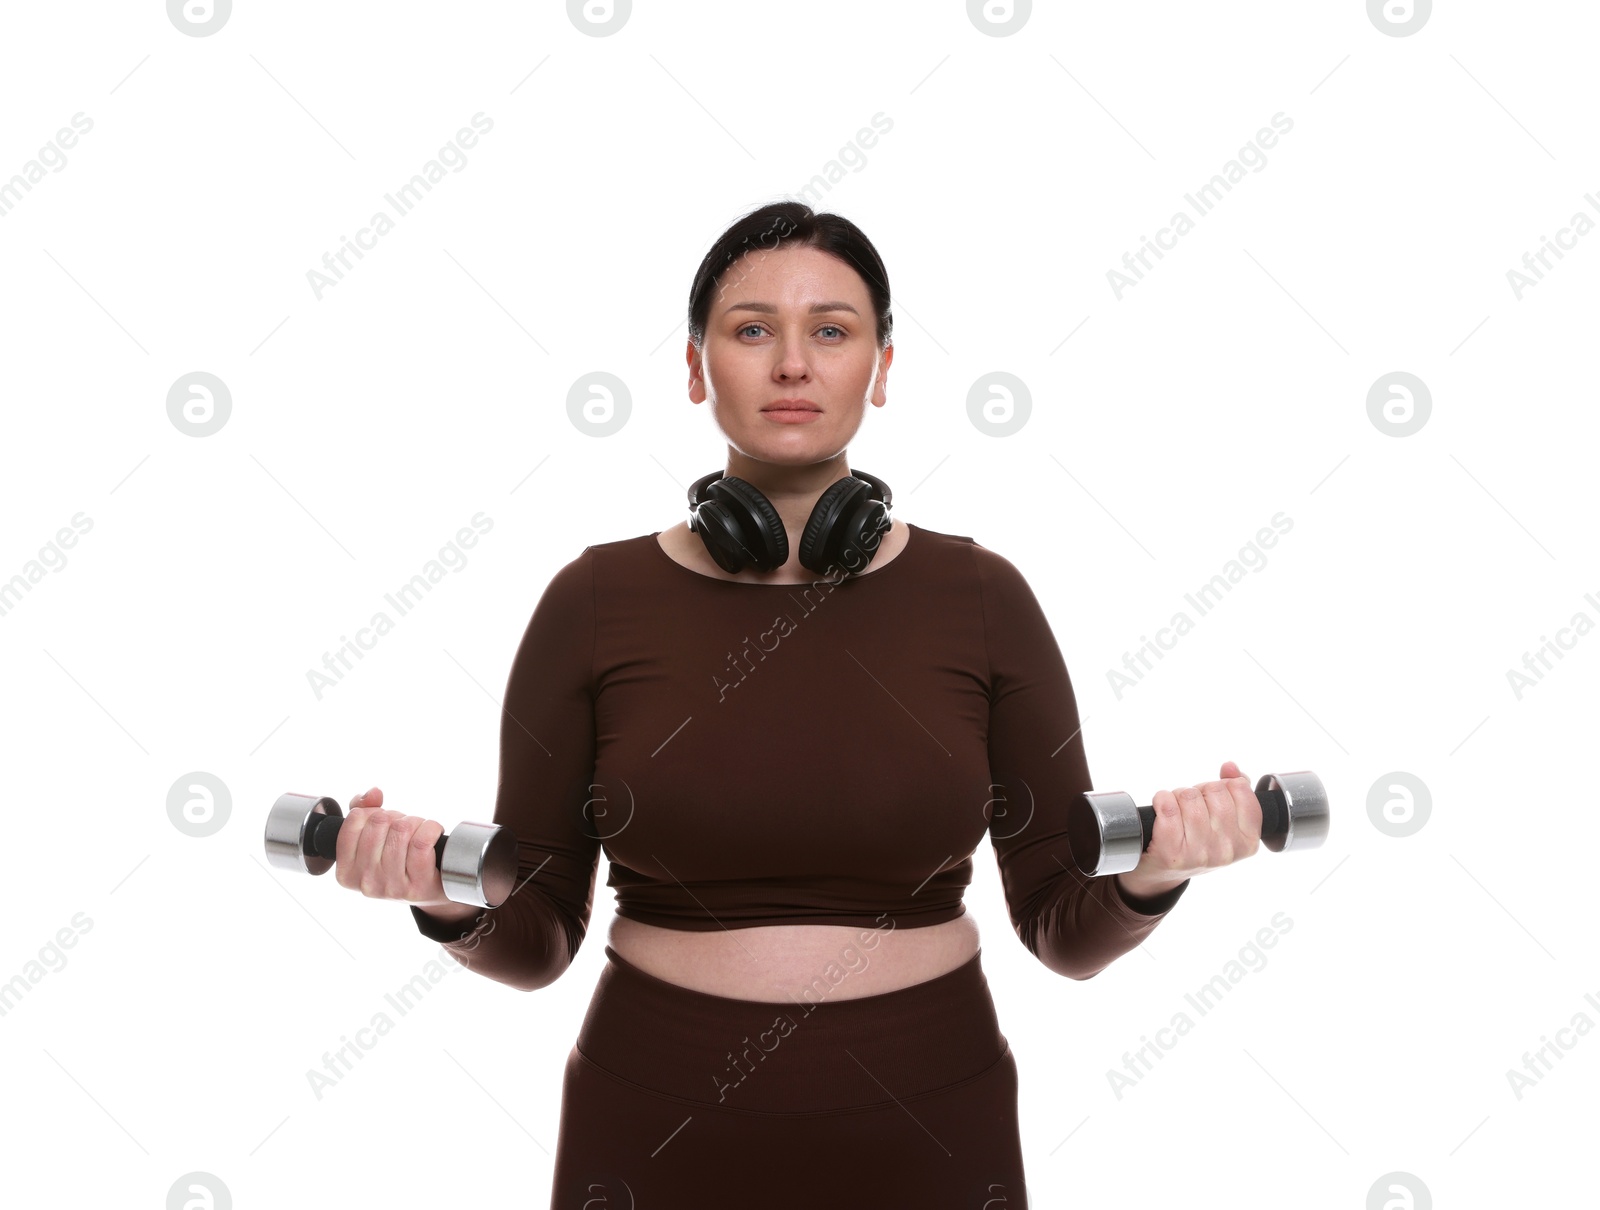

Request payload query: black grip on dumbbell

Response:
[1257,783,1287,840]
[307,813,449,868]
[1135,783,1290,851]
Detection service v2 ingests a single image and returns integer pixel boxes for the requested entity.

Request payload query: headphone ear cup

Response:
[800,477,885,575]
[691,501,752,573]
[835,498,893,576]
[701,476,787,572]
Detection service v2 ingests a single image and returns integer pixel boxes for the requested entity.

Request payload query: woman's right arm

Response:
[407,546,603,991]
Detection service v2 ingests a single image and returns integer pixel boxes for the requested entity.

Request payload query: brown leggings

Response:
[547,943,1029,1209]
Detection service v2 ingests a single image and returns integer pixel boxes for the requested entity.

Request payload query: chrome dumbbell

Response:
[264,792,517,908]
[1066,770,1330,877]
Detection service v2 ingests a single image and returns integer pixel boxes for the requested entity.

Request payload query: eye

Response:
[736,322,847,340]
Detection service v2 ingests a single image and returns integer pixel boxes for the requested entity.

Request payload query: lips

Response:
[763,401,820,412]
[761,403,823,424]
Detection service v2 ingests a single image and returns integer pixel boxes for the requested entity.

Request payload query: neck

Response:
[721,452,855,547]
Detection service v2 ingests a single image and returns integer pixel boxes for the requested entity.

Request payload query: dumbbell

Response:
[1066,770,1329,877]
[263,792,517,908]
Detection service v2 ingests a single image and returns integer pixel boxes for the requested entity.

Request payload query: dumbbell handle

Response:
[1070,770,1329,877]
[264,793,517,908]
[1124,781,1291,855]
[305,811,454,871]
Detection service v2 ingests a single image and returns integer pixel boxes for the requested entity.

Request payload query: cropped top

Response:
[410,522,1189,990]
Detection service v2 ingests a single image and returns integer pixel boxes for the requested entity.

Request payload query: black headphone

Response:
[687,468,894,577]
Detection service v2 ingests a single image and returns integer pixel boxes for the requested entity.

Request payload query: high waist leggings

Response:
[546,944,1028,1209]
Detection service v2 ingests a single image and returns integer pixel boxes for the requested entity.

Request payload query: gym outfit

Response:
[410,479,1189,1207]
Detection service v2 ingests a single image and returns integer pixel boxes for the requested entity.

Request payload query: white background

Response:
[2,2,1593,1206]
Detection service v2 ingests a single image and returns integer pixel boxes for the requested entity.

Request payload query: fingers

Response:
[1174,785,1210,863]
[1197,779,1239,858]
[353,807,391,897]
[349,786,382,811]
[335,802,367,891]
[337,804,403,898]
[334,787,450,902]
[340,787,384,894]
[1142,765,1276,878]
[408,818,446,892]
[1228,775,1262,847]
[1146,767,1264,878]
[1198,773,1261,859]
[1148,788,1186,873]
[379,812,421,893]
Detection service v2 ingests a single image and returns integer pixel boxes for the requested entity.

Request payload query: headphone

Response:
[687,468,894,577]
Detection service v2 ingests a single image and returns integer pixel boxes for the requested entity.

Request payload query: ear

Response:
[871,343,893,407]
[687,339,706,404]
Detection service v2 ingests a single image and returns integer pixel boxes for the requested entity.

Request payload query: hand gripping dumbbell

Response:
[1066,770,1329,877]
[263,792,518,909]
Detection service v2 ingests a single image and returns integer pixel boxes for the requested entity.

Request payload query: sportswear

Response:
[410,523,1188,988]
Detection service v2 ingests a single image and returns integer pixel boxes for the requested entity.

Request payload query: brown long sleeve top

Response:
[410,522,1188,990]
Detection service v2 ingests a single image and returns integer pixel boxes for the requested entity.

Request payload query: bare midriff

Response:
[606,913,983,1001]
[627,517,983,1000]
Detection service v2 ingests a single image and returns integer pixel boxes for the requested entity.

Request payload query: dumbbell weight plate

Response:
[1068,789,1145,878]
[264,793,342,875]
[1257,770,1330,854]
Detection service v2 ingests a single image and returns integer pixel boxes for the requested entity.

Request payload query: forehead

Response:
[715,244,867,311]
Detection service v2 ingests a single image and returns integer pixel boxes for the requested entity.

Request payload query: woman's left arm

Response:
[974,540,1194,981]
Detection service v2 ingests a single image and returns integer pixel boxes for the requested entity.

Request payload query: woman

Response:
[340,201,1266,1207]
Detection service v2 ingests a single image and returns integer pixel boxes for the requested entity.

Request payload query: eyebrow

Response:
[723,301,861,316]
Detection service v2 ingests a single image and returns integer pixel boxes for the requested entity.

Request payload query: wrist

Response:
[1115,871,1183,902]
[415,899,482,923]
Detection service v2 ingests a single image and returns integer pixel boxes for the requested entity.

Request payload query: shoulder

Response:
[536,537,633,602]
[584,531,658,555]
[570,531,662,573]
[956,534,1048,622]
[903,521,983,566]
[890,525,1038,612]
[921,527,1027,585]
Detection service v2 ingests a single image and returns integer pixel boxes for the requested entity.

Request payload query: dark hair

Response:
[686,201,893,352]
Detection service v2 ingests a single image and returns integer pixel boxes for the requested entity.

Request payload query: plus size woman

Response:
[340,201,1269,1208]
